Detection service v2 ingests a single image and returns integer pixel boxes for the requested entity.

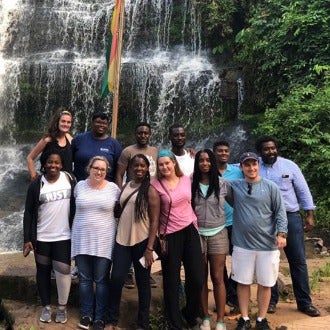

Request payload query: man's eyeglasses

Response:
[247,183,252,195]
[91,166,107,173]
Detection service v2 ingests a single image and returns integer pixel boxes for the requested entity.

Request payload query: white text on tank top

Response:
[37,172,71,241]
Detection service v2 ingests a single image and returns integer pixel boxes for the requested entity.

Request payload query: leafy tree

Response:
[201,0,330,228]
[254,70,330,228]
[235,0,330,112]
[197,0,250,57]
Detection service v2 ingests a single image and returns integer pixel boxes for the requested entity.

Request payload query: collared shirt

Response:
[219,164,244,227]
[259,156,315,212]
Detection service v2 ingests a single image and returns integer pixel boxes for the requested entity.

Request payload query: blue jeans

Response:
[75,255,111,321]
[270,212,311,308]
[108,239,151,329]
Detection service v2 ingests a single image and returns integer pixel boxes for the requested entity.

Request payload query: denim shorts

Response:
[200,228,229,255]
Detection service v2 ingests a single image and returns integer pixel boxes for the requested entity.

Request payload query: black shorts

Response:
[36,239,71,265]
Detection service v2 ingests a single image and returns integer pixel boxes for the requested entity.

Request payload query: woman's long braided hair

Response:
[129,154,151,222]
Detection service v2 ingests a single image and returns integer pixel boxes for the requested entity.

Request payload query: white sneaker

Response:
[55,306,67,323]
[215,322,226,330]
[200,317,211,330]
[40,305,52,323]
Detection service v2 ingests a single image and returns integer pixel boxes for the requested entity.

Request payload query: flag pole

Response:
[111,0,125,138]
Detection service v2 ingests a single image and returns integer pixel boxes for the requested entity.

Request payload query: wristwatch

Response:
[277,232,288,239]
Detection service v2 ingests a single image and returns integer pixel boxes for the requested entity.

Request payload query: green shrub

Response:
[254,72,330,230]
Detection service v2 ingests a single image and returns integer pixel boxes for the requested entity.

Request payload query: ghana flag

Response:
[101,0,123,98]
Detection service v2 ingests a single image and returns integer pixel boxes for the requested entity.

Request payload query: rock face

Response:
[0,299,14,330]
[0,1,241,144]
[305,237,330,256]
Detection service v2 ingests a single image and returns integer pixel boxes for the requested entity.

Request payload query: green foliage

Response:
[232,0,330,228]
[310,262,330,291]
[197,0,250,55]
[198,0,235,36]
[200,0,330,229]
[149,304,168,330]
[254,73,330,229]
[235,0,330,110]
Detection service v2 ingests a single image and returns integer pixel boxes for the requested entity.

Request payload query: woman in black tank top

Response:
[27,107,73,181]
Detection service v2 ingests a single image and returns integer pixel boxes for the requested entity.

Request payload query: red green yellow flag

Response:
[101,0,122,98]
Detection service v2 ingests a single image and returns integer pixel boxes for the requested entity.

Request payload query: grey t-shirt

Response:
[231,178,287,251]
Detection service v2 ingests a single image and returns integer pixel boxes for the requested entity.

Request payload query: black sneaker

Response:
[267,304,276,314]
[298,305,320,317]
[255,318,271,330]
[78,316,92,330]
[124,273,135,289]
[93,320,104,330]
[228,306,241,317]
[235,317,251,330]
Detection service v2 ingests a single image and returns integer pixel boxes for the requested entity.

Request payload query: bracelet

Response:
[146,246,154,252]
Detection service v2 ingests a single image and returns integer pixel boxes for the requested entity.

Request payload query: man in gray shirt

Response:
[230,152,287,330]
[256,135,320,317]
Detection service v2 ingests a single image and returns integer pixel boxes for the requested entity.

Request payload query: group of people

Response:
[22,107,320,330]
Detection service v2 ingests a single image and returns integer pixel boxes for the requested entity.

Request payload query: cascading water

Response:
[0,0,243,252]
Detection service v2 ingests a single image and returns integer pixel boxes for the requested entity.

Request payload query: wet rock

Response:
[277,272,292,297]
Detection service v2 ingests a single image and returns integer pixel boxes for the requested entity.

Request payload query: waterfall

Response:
[0,145,29,252]
[237,77,244,118]
[0,0,240,143]
[0,0,242,252]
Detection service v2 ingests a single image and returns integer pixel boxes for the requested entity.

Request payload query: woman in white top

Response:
[71,156,120,330]
[108,154,160,330]
[23,150,75,324]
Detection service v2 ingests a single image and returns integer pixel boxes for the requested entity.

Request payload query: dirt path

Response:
[1,253,330,329]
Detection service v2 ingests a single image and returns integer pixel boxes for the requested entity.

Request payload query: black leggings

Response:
[161,224,203,329]
[35,240,71,306]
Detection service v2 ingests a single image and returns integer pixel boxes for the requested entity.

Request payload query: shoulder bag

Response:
[155,179,172,258]
[114,184,139,218]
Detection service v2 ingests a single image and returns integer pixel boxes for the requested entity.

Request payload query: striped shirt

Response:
[71,180,120,260]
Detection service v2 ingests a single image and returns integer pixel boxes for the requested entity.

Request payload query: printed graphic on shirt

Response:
[37,173,72,242]
[40,188,71,204]
[100,147,110,153]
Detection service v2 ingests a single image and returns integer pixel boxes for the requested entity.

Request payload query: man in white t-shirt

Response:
[169,124,194,177]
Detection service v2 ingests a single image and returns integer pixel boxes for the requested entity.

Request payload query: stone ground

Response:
[1,240,330,330]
